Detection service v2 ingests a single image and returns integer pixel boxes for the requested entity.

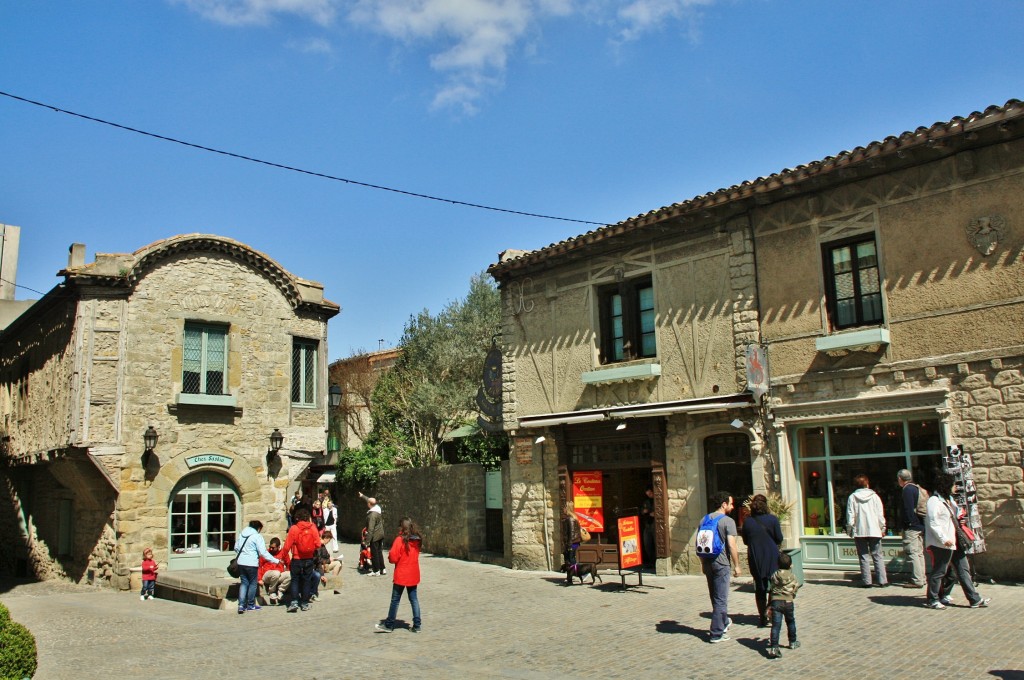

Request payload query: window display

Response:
[794,417,943,536]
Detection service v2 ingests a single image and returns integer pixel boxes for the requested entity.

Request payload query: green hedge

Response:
[0,603,37,679]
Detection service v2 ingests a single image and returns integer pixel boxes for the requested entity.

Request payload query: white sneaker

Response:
[140,595,146,601]
[940,596,953,605]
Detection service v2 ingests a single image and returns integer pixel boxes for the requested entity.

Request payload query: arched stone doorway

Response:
[167,471,240,570]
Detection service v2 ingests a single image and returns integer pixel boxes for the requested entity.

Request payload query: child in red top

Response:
[140,548,158,601]
[375,517,422,633]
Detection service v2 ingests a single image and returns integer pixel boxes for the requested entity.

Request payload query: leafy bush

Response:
[0,603,37,679]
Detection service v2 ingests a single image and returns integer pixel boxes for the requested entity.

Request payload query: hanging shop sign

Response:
[617,515,642,569]
[745,344,769,401]
[185,454,233,469]
[573,471,604,532]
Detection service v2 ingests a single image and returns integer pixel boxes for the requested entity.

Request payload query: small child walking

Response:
[139,548,158,601]
[766,551,800,658]
[374,517,422,633]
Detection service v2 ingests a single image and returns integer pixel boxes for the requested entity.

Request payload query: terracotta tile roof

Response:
[489,98,1023,277]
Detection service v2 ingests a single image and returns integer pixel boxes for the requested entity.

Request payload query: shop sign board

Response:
[572,471,604,532]
[617,515,642,569]
[185,454,233,469]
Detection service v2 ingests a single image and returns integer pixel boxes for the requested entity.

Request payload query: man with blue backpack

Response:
[696,492,741,643]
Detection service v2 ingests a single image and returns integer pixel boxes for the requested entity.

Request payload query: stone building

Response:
[328,347,402,452]
[0,234,339,586]
[488,99,1024,578]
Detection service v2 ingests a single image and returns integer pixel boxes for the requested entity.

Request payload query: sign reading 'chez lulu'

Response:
[185,454,234,469]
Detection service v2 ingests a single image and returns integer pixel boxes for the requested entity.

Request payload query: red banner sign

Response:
[572,471,604,532]
[617,515,642,569]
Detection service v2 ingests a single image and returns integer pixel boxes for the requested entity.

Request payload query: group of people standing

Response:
[845,470,990,609]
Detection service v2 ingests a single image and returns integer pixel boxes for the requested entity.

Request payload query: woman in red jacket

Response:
[374,517,422,633]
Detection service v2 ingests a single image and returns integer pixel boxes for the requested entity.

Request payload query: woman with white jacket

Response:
[323,499,339,554]
[924,473,990,609]
[846,474,888,587]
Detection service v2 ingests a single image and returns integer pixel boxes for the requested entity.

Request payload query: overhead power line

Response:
[0,90,607,226]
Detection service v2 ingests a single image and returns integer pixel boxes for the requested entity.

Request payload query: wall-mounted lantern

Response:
[329,384,342,408]
[266,428,284,467]
[142,425,159,467]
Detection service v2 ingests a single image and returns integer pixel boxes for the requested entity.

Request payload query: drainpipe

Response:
[539,439,552,572]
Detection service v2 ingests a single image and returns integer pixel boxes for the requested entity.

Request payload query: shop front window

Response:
[793,417,943,537]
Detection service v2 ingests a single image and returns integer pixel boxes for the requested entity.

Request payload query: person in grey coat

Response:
[361,493,386,576]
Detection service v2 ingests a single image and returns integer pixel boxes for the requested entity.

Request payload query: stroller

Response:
[357,528,374,573]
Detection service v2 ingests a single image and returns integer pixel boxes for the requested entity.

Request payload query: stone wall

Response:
[947,358,1024,578]
[372,464,488,560]
[507,436,559,571]
[333,465,496,561]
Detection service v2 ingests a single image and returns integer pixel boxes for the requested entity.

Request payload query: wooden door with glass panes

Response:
[168,471,240,570]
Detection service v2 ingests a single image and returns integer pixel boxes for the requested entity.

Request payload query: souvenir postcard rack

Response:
[943,444,986,554]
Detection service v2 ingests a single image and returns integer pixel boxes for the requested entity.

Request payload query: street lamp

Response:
[142,425,159,467]
[266,428,284,467]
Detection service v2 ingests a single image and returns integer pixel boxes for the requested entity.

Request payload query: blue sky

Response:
[2,1,1023,360]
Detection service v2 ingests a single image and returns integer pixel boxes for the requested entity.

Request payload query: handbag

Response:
[227,534,252,578]
[580,527,591,542]
[946,501,972,551]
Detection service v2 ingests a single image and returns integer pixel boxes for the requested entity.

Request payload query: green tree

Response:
[338,273,505,482]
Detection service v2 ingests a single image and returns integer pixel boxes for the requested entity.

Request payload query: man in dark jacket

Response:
[362,494,386,576]
[897,469,926,588]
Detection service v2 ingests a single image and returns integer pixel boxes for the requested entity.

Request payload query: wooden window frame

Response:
[597,275,656,365]
[822,234,884,331]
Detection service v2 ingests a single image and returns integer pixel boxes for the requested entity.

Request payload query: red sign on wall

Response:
[617,515,642,569]
[572,471,604,533]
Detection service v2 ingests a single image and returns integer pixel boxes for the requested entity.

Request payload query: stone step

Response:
[151,569,238,610]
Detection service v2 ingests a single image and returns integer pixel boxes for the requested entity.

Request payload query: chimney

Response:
[0,224,20,301]
[68,243,86,269]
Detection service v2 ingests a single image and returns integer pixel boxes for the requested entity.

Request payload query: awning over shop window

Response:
[317,472,336,483]
[517,392,754,429]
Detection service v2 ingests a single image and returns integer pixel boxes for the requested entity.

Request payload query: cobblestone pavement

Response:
[3,541,1022,680]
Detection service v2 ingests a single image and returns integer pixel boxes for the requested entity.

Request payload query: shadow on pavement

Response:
[699,612,760,628]
[654,620,705,639]
[734,636,771,658]
[990,672,1024,680]
[868,594,924,607]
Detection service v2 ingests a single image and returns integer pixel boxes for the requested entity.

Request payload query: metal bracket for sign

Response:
[616,565,644,590]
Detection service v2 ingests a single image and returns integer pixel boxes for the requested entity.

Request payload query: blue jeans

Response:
[289,558,315,606]
[141,580,155,598]
[238,565,259,608]
[702,560,731,638]
[384,584,421,629]
[769,600,797,646]
[311,569,322,597]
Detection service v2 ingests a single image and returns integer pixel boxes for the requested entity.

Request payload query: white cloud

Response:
[287,36,335,54]
[174,0,339,26]
[174,0,712,112]
[616,0,714,42]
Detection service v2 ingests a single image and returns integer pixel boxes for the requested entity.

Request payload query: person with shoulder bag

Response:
[562,503,583,585]
[923,473,990,609]
[896,469,927,588]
